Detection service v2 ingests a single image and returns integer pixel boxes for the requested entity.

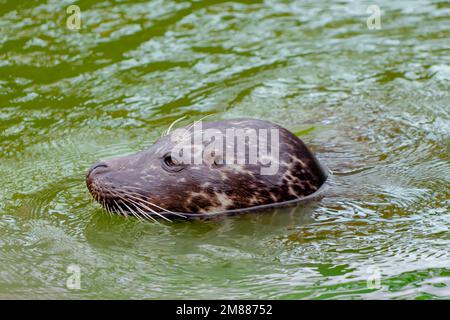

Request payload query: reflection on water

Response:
[0,0,449,299]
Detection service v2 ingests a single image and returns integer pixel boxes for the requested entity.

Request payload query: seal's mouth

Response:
[86,161,185,222]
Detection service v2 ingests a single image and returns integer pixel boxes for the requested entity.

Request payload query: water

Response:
[0,0,449,299]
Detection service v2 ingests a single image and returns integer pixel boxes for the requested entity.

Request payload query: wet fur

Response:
[86,119,328,220]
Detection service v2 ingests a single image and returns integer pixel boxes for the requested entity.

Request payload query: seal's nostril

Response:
[88,162,109,176]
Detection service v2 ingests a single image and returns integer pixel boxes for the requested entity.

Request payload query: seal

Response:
[86,119,328,220]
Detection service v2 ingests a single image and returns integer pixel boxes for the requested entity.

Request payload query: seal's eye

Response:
[164,154,179,166]
[162,153,184,172]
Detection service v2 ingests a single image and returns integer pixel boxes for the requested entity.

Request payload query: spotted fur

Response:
[86,119,327,219]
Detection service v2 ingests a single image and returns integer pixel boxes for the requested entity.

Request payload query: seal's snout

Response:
[86,161,112,200]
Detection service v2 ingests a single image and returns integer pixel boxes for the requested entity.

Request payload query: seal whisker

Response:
[126,197,170,222]
[120,200,143,221]
[123,197,161,223]
[101,198,113,217]
[117,187,186,218]
[106,202,115,217]
[165,115,187,136]
[119,199,144,222]
[113,199,128,218]
[114,191,159,222]
[180,114,213,141]
[105,202,112,214]
[115,189,174,221]
[103,189,118,217]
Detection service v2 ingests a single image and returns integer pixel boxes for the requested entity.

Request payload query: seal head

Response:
[86,119,327,218]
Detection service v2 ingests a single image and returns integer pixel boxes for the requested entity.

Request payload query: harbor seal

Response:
[86,119,328,220]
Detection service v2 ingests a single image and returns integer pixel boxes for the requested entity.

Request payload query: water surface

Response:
[0,0,449,299]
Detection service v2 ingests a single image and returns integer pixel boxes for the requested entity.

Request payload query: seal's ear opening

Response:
[213,154,224,167]
[202,149,224,167]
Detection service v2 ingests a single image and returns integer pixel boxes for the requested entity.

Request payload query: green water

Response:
[0,0,449,299]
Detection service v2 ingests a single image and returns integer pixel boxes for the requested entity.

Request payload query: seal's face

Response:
[86,119,327,219]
